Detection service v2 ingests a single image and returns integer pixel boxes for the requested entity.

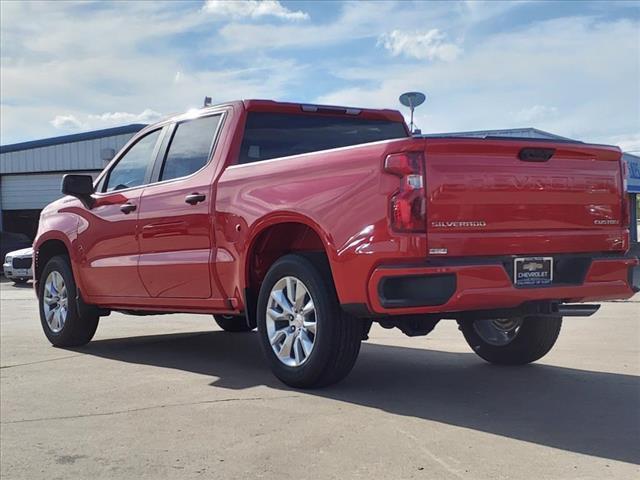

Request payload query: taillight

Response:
[622,195,631,229]
[621,159,630,228]
[384,152,426,232]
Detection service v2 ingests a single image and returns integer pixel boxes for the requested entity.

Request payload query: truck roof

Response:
[241,99,406,123]
[145,99,408,137]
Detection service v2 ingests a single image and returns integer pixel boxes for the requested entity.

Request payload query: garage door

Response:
[1,171,100,210]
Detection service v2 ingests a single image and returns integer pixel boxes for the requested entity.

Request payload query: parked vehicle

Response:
[1,232,31,263]
[33,100,640,387]
[3,247,34,284]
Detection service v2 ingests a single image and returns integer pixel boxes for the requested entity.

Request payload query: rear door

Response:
[79,128,165,297]
[137,113,224,299]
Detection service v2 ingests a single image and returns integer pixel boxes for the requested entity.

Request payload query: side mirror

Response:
[62,174,95,208]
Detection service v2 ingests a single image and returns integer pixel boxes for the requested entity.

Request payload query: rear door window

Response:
[239,113,407,164]
[160,115,222,181]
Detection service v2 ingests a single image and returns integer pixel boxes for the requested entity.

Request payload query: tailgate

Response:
[424,138,628,256]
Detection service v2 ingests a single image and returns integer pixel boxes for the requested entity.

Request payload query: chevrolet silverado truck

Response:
[33,100,640,387]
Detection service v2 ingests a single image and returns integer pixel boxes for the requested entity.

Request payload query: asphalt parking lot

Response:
[1,278,638,479]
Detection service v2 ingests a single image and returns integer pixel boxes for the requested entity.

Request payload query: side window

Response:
[104,130,162,192]
[160,115,221,181]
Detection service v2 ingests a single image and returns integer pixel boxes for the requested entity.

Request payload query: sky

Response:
[1,0,639,151]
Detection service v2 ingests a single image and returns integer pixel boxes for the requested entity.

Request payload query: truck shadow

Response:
[0,276,32,288]
[77,330,640,465]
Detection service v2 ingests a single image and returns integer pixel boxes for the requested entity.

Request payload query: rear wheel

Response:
[459,316,562,365]
[257,254,362,388]
[38,255,99,347]
[213,314,253,332]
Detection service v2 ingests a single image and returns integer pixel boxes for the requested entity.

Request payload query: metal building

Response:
[422,127,573,141]
[0,124,145,237]
[624,153,640,246]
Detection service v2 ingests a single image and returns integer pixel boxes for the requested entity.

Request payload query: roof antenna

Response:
[399,91,426,135]
[203,96,212,107]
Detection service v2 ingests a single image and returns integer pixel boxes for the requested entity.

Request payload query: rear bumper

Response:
[362,254,639,316]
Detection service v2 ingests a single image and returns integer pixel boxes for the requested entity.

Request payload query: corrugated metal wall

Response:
[0,133,135,174]
[1,171,101,210]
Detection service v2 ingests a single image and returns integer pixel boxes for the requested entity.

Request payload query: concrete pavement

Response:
[1,279,638,479]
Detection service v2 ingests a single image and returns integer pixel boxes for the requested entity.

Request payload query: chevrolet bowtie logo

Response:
[522,262,543,271]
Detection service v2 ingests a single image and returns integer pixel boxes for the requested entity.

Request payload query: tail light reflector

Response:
[384,152,426,232]
[621,159,630,228]
[622,196,630,229]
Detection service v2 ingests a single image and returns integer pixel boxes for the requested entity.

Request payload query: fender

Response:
[33,213,83,295]
[241,210,338,292]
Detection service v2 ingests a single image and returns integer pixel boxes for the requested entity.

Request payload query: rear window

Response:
[239,113,407,164]
[160,115,221,181]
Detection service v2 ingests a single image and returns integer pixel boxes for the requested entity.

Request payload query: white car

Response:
[3,248,33,284]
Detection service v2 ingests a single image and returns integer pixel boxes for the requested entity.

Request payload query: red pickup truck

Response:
[34,100,639,387]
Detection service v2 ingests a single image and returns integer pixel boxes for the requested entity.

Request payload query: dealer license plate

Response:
[514,257,553,287]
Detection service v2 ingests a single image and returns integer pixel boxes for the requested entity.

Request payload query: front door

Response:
[137,113,224,300]
[78,128,164,298]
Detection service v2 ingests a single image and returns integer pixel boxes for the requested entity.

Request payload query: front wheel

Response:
[38,255,99,347]
[459,316,562,365]
[257,254,362,388]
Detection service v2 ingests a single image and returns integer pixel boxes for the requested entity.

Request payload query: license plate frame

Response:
[514,257,553,287]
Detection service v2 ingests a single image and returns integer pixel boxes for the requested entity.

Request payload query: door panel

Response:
[78,190,146,297]
[138,183,215,298]
[137,113,224,300]
[77,128,165,298]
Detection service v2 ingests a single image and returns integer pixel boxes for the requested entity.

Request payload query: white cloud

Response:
[319,17,640,147]
[593,132,640,153]
[48,109,163,133]
[212,1,416,53]
[1,1,310,143]
[515,105,559,123]
[378,29,462,62]
[50,114,86,130]
[202,0,309,21]
[1,1,638,151]
[460,0,528,21]
[88,109,163,125]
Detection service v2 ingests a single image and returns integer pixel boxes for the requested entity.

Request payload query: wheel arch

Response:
[35,238,69,278]
[242,213,338,324]
[34,235,80,298]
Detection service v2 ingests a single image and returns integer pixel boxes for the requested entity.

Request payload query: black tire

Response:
[38,255,99,347]
[13,278,29,285]
[459,316,562,365]
[256,254,362,388]
[213,314,253,332]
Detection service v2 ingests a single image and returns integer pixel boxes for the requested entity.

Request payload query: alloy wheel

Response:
[43,271,68,333]
[265,276,317,367]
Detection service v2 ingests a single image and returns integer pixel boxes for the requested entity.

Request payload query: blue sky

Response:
[1,0,639,151]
